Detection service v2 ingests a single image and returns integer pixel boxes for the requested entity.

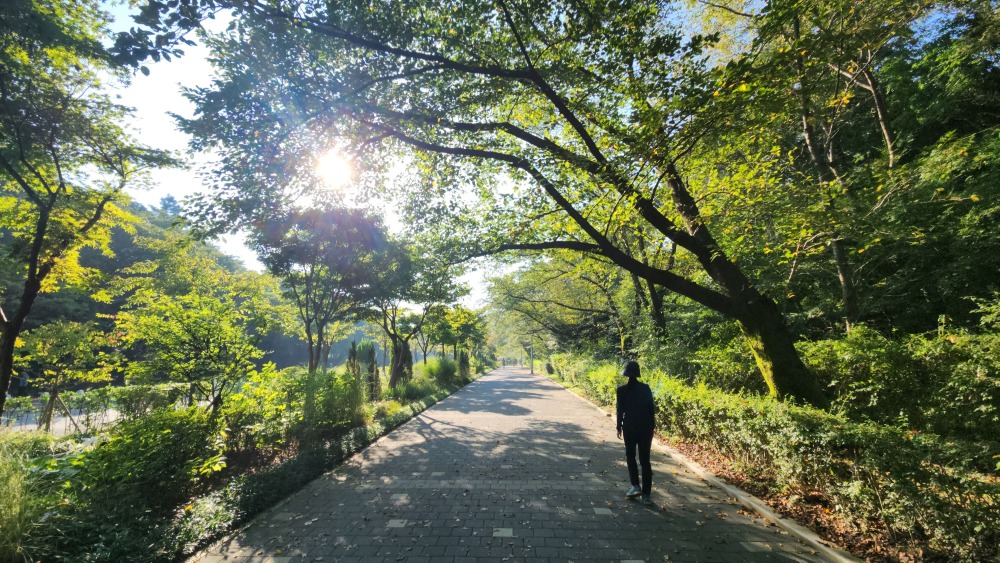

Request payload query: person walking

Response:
[616,360,656,505]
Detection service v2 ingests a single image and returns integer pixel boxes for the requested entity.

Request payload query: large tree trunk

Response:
[732,294,829,407]
[387,336,406,389]
[659,166,828,407]
[0,279,41,419]
[0,326,17,419]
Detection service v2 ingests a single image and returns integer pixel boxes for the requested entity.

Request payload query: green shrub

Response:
[82,407,225,511]
[799,324,1000,443]
[169,389,452,558]
[909,330,1000,443]
[375,399,404,419]
[5,360,472,562]
[550,359,1000,560]
[654,373,1000,559]
[386,375,439,402]
[426,357,458,387]
[799,325,926,425]
[458,350,471,380]
[576,364,620,406]
[1,397,34,427]
[690,328,767,395]
[316,368,365,431]
[65,387,116,431]
[222,364,300,454]
[110,383,187,420]
[548,353,593,385]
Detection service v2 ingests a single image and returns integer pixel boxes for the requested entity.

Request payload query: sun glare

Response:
[315,149,353,188]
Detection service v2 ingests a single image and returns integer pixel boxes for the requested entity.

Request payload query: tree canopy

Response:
[111,0,999,407]
[0,0,173,415]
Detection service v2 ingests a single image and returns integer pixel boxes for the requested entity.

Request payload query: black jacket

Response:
[616,380,655,435]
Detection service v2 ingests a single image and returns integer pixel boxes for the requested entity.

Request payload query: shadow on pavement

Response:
[196,368,827,563]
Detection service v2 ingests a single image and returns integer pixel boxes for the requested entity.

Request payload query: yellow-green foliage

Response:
[223,364,299,453]
[575,364,619,406]
[375,400,404,419]
[547,353,593,386]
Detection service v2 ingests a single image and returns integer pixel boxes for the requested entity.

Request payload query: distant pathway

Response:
[194,367,828,562]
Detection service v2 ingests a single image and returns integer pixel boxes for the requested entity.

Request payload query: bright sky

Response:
[106,3,488,306]
[106,5,264,268]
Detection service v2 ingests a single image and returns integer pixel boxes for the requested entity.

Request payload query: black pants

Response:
[624,430,653,495]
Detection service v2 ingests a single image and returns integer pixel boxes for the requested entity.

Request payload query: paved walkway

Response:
[195,367,827,562]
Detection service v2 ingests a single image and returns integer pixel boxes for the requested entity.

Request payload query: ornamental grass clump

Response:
[0,432,50,562]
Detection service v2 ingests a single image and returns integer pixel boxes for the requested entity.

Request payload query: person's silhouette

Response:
[616,360,655,505]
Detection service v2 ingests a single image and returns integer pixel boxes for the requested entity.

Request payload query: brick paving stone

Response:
[192,367,831,562]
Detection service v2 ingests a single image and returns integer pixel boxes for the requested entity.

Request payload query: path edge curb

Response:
[551,372,861,563]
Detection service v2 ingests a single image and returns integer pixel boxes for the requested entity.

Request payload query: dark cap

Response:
[622,360,640,379]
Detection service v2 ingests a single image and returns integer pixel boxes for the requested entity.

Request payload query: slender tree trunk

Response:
[646,280,667,333]
[38,389,57,431]
[305,324,320,374]
[630,273,648,317]
[830,238,859,331]
[321,340,331,370]
[307,345,319,374]
[0,326,17,418]
[861,69,896,169]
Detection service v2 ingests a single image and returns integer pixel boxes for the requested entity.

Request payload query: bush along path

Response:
[545,359,1000,562]
[0,367,472,563]
[192,367,830,563]
[168,382,471,560]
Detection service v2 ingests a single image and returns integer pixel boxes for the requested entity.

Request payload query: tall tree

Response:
[682,0,1000,334]
[117,0,845,405]
[17,320,112,431]
[0,0,172,416]
[113,236,290,412]
[366,245,462,388]
[253,207,387,374]
[489,256,629,356]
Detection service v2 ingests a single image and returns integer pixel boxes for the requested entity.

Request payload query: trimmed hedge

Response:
[552,362,1000,561]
